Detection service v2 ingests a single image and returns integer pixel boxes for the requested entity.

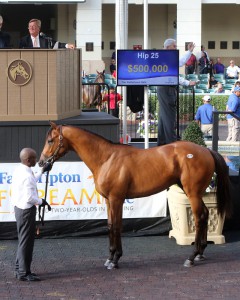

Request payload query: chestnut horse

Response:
[39,122,232,269]
[82,70,105,109]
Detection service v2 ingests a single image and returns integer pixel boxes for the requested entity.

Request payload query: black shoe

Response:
[18,274,41,281]
[14,271,38,279]
[28,272,38,277]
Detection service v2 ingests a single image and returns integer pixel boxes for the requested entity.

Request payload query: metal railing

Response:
[212,111,240,151]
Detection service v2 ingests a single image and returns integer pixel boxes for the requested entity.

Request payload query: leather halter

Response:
[46,125,64,164]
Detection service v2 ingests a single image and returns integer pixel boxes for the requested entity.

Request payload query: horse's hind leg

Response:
[184,198,209,267]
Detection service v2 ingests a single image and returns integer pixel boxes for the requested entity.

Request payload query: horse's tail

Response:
[209,149,232,218]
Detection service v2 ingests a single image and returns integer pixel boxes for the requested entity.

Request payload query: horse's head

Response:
[95,70,105,83]
[38,121,69,167]
[10,63,29,81]
[17,63,29,79]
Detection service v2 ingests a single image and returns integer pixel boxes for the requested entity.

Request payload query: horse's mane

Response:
[80,127,114,144]
[48,123,132,147]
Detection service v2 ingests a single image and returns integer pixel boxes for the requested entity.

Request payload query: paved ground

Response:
[1,230,240,300]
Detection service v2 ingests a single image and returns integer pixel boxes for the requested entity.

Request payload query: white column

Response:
[76,0,104,73]
[116,0,128,144]
[144,0,149,149]
[177,0,202,71]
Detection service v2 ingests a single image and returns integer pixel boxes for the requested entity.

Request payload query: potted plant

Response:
[181,120,207,147]
[167,121,226,245]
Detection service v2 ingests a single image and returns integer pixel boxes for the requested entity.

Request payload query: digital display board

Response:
[117,50,179,86]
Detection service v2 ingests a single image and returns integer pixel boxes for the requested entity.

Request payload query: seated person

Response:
[226,60,240,79]
[231,80,240,93]
[214,83,225,93]
[213,57,225,74]
[208,76,218,88]
[19,18,75,49]
[0,15,11,48]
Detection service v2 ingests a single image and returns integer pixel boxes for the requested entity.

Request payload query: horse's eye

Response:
[47,139,53,145]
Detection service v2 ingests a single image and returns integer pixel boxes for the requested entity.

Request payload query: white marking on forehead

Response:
[187,154,194,159]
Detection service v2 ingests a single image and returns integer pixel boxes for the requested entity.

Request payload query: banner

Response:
[0,162,167,222]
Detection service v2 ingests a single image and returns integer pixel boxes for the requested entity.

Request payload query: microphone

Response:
[40,32,46,38]
[40,32,52,40]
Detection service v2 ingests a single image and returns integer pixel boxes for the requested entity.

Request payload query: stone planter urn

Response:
[167,185,225,245]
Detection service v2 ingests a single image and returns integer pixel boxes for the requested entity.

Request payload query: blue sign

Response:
[117,50,179,86]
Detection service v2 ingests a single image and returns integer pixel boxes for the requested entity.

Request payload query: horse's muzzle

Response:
[38,153,51,167]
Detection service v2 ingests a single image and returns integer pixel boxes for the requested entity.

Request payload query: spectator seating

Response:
[178,73,236,93]
[88,74,97,79]
[82,77,88,84]
[213,74,224,81]
[194,88,204,93]
[216,78,226,84]
[207,88,215,93]
[81,73,117,88]
[199,74,209,80]
[223,83,234,90]
[104,78,113,85]
[199,78,209,84]
[196,83,208,91]
[186,74,198,81]
[105,73,113,79]
[225,78,237,84]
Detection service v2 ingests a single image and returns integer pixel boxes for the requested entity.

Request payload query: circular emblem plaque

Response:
[7,59,32,86]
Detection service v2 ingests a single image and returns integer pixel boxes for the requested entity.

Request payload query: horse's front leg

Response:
[184,200,209,267]
[104,199,115,268]
[104,198,123,270]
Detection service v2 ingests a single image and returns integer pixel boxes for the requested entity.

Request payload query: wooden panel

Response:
[77,50,82,109]
[58,50,65,114]
[0,51,8,115]
[7,51,21,116]
[0,49,81,121]
[65,50,70,112]
[20,51,35,115]
[47,50,57,115]
[33,51,48,115]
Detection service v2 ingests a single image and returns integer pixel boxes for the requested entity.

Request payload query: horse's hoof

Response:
[104,259,112,268]
[194,254,206,261]
[107,262,119,270]
[183,259,194,267]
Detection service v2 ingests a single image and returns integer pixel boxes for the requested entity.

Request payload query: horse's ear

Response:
[96,70,99,74]
[103,70,105,74]
[49,121,57,129]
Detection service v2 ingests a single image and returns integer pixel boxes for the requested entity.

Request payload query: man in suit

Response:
[19,18,75,49]
[157,39,197,146]
[0,15,11,48]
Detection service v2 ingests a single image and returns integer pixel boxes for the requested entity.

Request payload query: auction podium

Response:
[0,49,81,121]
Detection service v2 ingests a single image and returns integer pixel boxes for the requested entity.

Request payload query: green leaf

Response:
[182,121,207,147]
